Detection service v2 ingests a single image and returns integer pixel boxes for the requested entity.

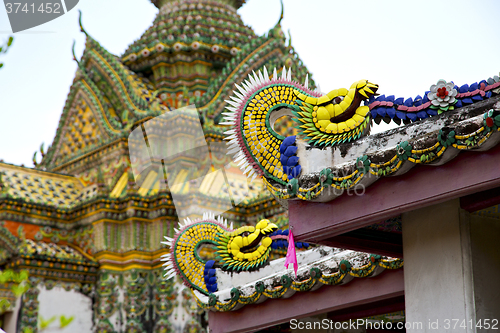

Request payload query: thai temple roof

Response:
[167,45,500,317]
[271,89,500,203]
[34,0,311,175]
[14,239,99,285]
[220,67,500,204]
[0,163,92,208]
[194,247,403,311]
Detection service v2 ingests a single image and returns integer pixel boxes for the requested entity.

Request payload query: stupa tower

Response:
[123,0,257,108]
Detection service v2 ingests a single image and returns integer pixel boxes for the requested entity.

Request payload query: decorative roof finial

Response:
[78,10,89,36]
[269,0,286,40]
[32,151,38,167]
[72,40,80,65]
[277,0,284,26]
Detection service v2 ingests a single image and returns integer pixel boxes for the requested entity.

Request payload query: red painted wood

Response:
[460,186,500,212]
[289,144,500,243]
[208,269,404,333]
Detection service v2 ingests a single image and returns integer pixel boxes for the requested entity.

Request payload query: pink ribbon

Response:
[285,230,298,277]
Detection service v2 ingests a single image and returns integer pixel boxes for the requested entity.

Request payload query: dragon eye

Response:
[242,231,250,237]
[334,96,344,104]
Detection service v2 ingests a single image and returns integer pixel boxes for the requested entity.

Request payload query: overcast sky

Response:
[1,0,499,167]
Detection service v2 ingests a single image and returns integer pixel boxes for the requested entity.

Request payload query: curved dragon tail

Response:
[161,213,233,295]
[222,67,322,186]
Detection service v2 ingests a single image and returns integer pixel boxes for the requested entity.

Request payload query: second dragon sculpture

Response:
[161,213,307,295]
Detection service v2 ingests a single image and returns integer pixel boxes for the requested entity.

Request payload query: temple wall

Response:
[164,282,209,333]
[469,214,500,330]
[402,199,475,332]
[37,285,93,333]
[403,199,500,332]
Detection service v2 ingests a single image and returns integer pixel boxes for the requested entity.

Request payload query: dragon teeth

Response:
[263,66,270,81]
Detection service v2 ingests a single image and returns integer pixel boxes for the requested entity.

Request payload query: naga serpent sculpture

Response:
[161,213,307,295]
[221,67,379,186]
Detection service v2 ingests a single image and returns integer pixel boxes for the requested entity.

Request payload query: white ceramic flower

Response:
[155,44,165,52]
[428,79,457,107]
[173,43,183,52]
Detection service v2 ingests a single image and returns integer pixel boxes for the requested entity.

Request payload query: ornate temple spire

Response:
[122,0,256,105]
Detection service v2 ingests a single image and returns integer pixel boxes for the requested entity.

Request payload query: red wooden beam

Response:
[289,144,500,243]
[460,186,500,212]
[208,269,404,333]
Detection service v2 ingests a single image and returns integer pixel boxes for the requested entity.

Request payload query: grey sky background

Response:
[1,0,499,167]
